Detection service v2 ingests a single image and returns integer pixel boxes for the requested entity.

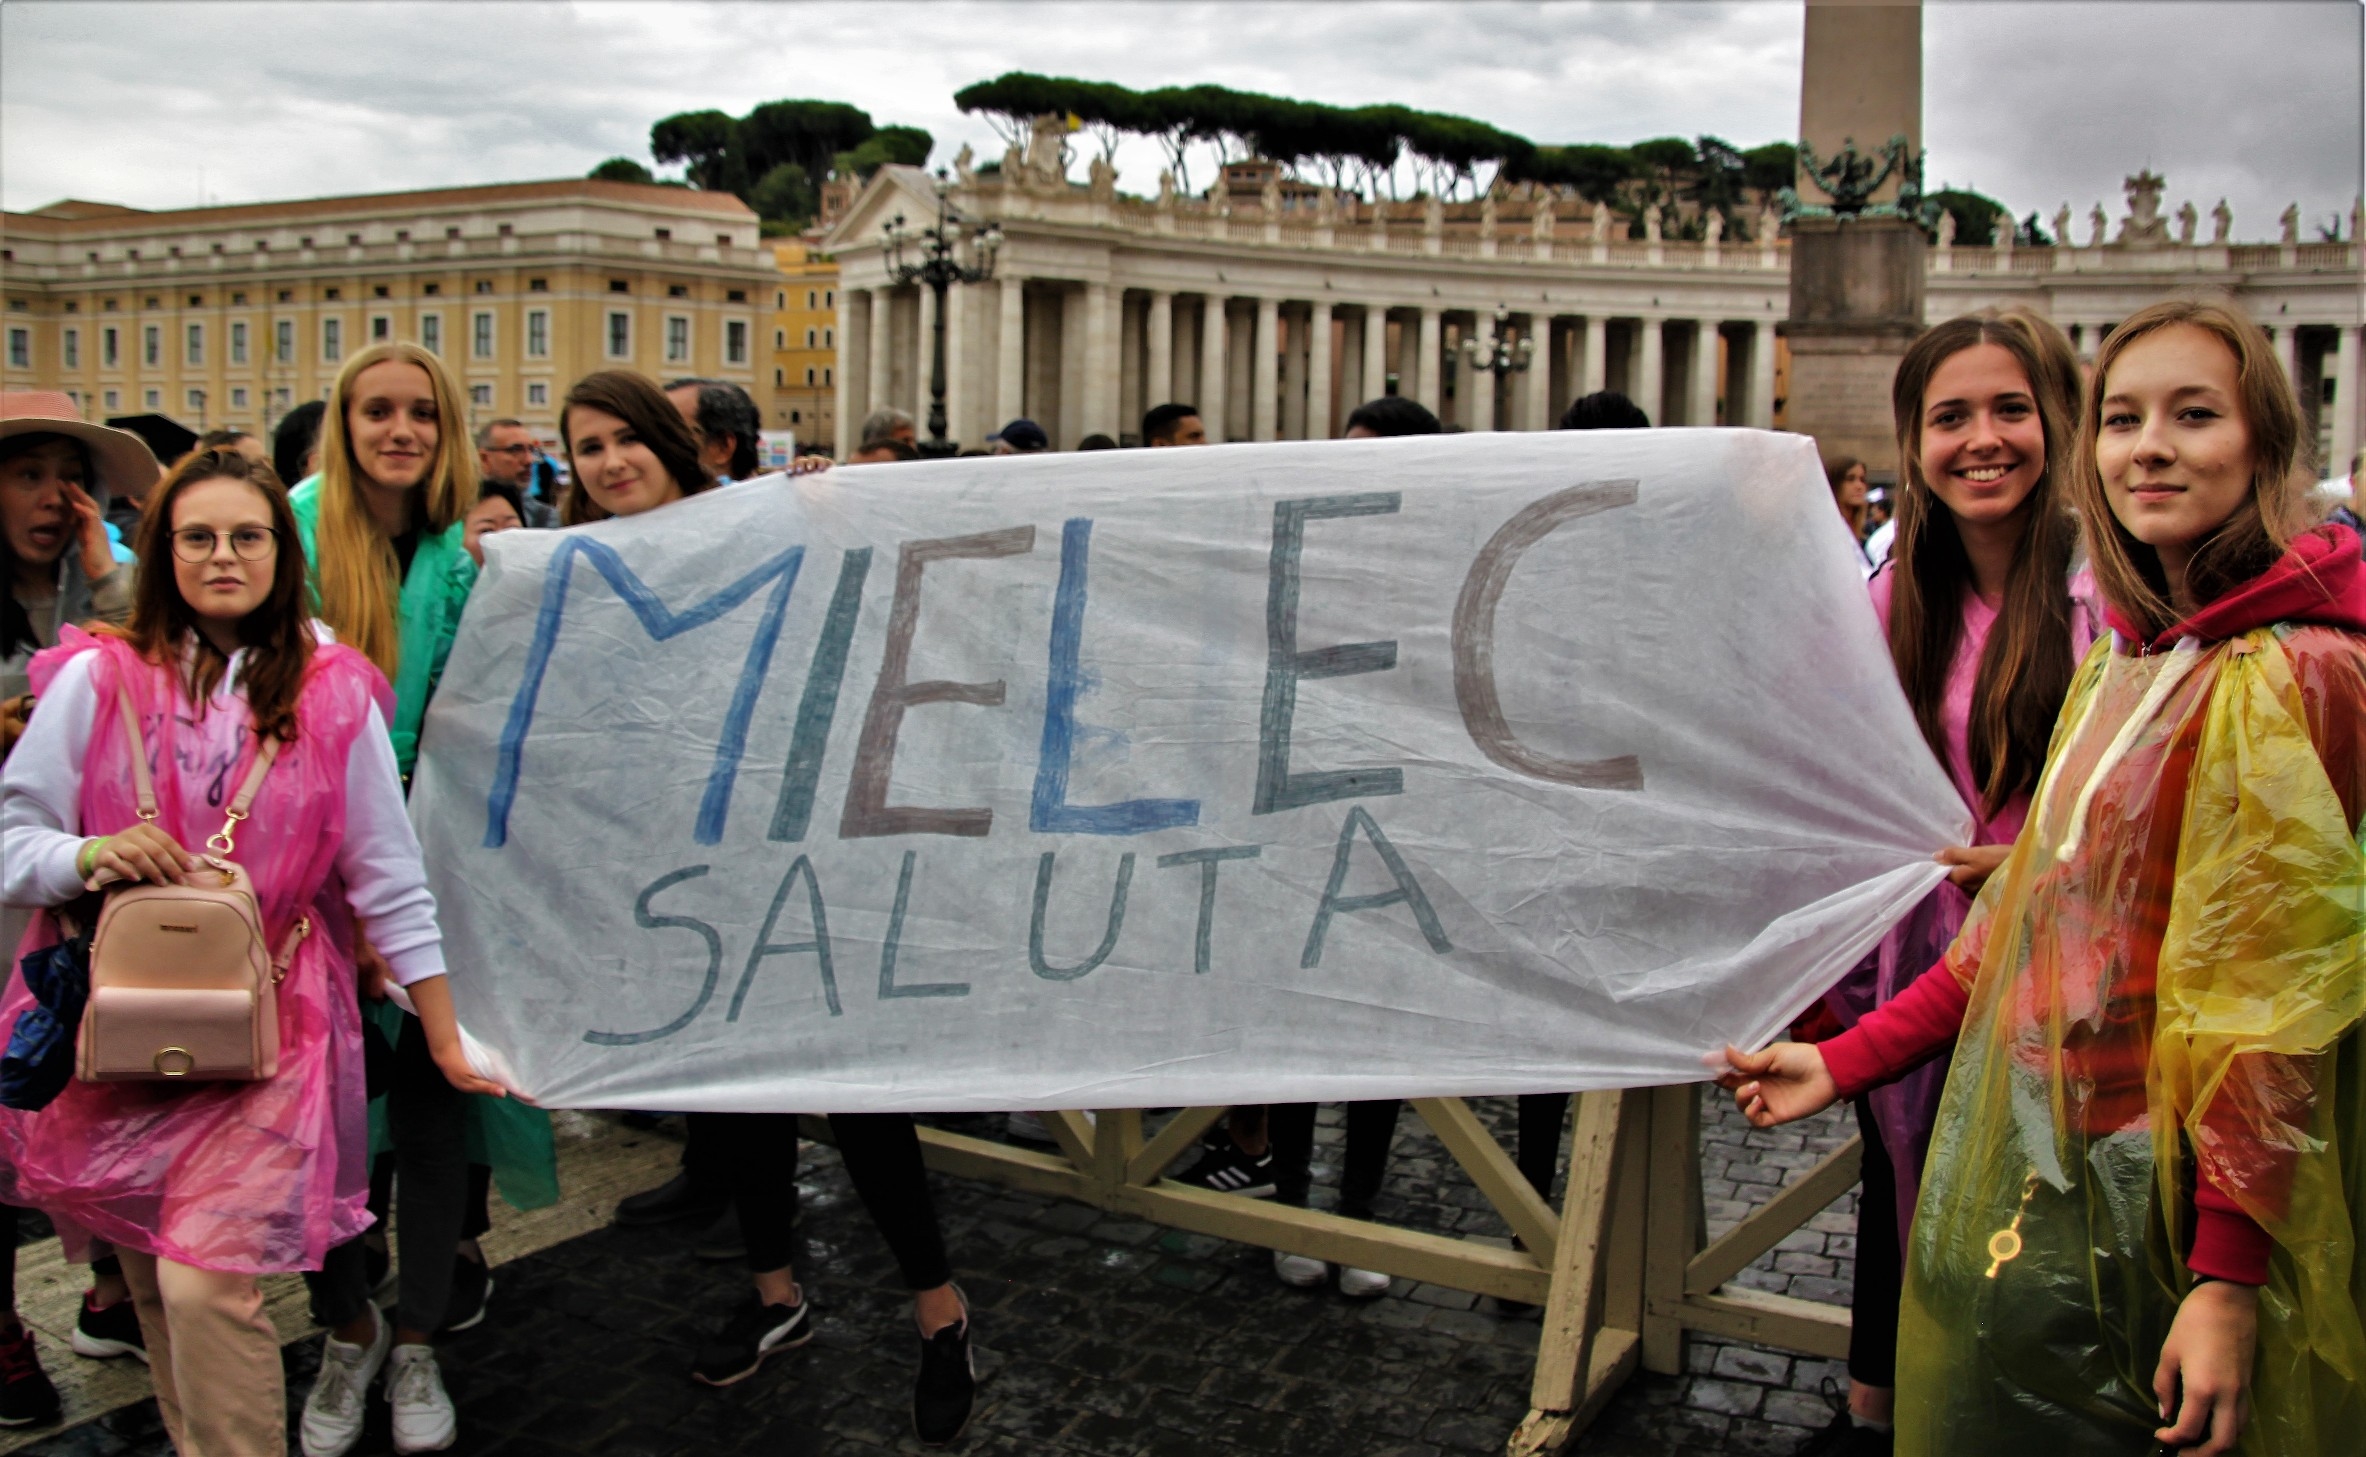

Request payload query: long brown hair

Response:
[113,450,315,743]
[2071,298,2309,639]
[1886,307,2082,817]
[313,342,474,677]
[558,371,714,526]
[1824,454,1866,536]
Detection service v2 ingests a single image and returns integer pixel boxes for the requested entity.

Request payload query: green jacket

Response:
[288,475,477,776]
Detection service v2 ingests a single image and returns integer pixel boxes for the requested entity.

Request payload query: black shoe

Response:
[692,1207,746,1263]
[69,1291,146,1363]
[1791,1409,1892,1456]
[439,1253,493,1335]
[1173,1140,1277,1198]
[615,1171,728,1228]
[0,1325,60,1427]
[690,1293,811,1387]
[912,1301,976,1446]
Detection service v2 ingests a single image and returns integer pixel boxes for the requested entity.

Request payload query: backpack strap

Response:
[113,687,158,823]
[115,684,282,853]
[270,914,312,986]
[207,738,279,857]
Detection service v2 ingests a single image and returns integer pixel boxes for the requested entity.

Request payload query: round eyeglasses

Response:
[171,527,279,563]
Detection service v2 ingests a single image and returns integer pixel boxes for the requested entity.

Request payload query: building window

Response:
[423,282,441,296]
[104,388,121,411]
[774,367,784,386]
[277,289,292,303]
[528,278,547,293]
[526,309,549,358]
[668,284,688,298]
[369,314,391,342]
[275,319,293,363]
[775,290,785,309]
[144,388,161,409]
[806,290,817,310]
[420,313,442,355]
[823,327,834,349]
[470,383,493,408]
[102,327,119,368]
[526,380,548,407]
[727,289,745,303]
[5,328,27,369]
[804,328,816,349]
[231,385,249,409]
[803,366,815,387]
[474,280,493,294]
[665,315,690,363]
[323,317,343,362]
[324,287,342,301]
[230,321,248,364]
[472,311,494,359]
[606,311,631,358]
[185,323,204,366]
[186,388,205,417]
[609,280,629,294]
[823,367,832,386]
[373,285,390,299]
[143,325,161,366]
[774,329,785,350]
[63,328,79,369]
[825,289,834,310]
[725,319,748,365]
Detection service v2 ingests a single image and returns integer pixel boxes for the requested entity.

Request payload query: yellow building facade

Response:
[768,239,838,453]
[2,179,775,441]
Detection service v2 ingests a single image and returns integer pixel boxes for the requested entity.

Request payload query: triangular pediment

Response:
[820,165,944,254]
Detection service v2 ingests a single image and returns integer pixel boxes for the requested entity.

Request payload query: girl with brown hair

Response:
[1729,298,2366,1456]
[0,449,499,1454]
[1794,308,2100,1456]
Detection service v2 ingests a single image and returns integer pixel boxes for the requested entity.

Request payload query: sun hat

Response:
[0,391,162,500]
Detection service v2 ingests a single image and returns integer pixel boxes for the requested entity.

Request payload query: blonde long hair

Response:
[313,342,474,676]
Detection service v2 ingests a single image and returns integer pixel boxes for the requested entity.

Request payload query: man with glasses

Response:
[473,419,557,527]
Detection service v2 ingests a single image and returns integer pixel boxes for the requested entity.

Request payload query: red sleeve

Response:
[1820,964,1971,1100]
[2189,1179,2273,1285]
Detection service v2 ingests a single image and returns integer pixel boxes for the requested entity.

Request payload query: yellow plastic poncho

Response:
[1898,625,2366,1456]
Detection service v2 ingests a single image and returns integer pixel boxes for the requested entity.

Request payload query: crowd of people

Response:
[0,293,2356,1457]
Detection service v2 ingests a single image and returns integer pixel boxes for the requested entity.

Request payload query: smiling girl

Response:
[1729,299,2366,1457]
[0,449,496,1455]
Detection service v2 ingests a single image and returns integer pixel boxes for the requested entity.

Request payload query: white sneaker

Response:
[300,1307,390,1457]
[1272,1250,1327,1288]
[386,1343,457,1453]
[1338,1265,1392,1299]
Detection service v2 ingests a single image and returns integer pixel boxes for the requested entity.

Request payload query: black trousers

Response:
[1267,1101,1401,1217]
[1516,1092,1570,1201]
[685,1111,952,1289]
[1848,1097,1901,1388]
[304,1014,469,1334]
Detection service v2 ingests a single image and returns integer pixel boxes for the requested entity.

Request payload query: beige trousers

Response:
[116,1248,285,1456]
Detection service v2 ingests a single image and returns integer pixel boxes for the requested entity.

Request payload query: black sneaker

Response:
[69,1291,146,1362]
[0,1325,60,1427]
[912,1302,976,1446]
[439,1253,493,1335]
[1173,1140,1277,1198]
[692,1207,746,1263]
[616,1171,729,1228]
[689,1293,811,1387]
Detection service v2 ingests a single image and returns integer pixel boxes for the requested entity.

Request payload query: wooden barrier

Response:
[816,1084,1859,1454]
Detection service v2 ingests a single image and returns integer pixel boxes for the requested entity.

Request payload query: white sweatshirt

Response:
[0,647,448,986]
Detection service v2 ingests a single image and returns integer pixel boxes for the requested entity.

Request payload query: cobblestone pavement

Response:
[22,1091,1858,1456]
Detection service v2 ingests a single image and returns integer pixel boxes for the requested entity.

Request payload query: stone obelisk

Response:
[1784,0,1926,479]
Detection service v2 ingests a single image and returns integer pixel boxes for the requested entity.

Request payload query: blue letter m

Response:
[484,537,805,849]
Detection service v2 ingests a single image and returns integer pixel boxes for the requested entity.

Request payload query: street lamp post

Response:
[1453,304,1535,430]
[882,172,1002,457]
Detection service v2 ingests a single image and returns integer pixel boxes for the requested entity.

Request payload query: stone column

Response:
[1689,320,1722,427]
[1635,316,1665,424]
[1082,281,1118,442]
[1362,306,1390,410]
[995,278,1026,432]
[943,283,970,448]
[2275,325,2302,399]
[1280,305,1308,440]
[1252,296,1281,442]
[1306,300,1334,438]
[1521,314,1553,429]
[1750,321,1779,429]
[1581,315,1608,394]
[2331,324,2360,472]
[1146,290,1174,410]
[913,285,937,422]
[867,286,893,429]
[1414,307,1442,414]
[1461,324,1494,431]
[841,288,868,436]
[1198,294,1228,441]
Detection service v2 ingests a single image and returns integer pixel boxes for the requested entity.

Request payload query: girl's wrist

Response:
[76,836,109,880]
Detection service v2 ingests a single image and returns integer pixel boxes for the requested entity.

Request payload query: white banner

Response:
[411,430,1968,1112]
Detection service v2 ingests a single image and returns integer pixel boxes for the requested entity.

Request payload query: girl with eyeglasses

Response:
[0,448,500,1454]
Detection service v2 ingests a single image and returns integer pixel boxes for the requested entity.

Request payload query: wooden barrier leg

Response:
[1639,1083,1700,1375]
[1507,1090,1639,1456]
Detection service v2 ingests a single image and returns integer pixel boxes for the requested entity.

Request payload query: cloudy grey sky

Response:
[3,1,2358,240]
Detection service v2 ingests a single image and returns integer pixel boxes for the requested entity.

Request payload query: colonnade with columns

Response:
[838,278,1783,450]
